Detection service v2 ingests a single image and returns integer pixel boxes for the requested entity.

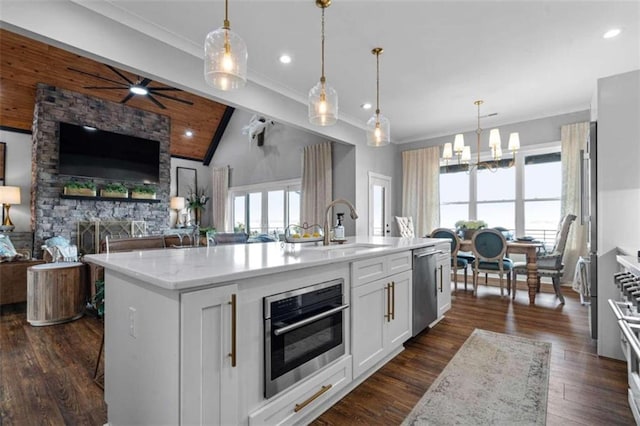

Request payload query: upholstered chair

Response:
[395,216,415,238]
[471,229,513,297]
[512,214,577,304]
[430,228,472,292]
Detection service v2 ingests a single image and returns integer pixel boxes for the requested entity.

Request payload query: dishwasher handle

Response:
[415,250,444,258]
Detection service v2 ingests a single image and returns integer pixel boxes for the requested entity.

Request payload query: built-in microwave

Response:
[263,279,348,398]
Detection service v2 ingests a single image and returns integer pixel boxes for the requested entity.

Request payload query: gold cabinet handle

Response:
[391,281,395,320]
[384,283,391,322]
[294,384,333,413]
[228,294,237,367]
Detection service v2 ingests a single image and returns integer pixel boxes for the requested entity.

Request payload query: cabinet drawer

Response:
[248,356,352,426]
[352,251,412,287]
[388,251,412,275]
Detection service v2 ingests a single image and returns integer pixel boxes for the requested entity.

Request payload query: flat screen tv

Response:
[58,122,160,184]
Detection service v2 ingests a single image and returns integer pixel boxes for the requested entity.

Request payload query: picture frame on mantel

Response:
[176,167,197,198]
[0,142,6,185]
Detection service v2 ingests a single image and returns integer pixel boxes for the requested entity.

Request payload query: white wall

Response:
[0,129,32,232]
[596,69,640,360]
[169,157,212,227]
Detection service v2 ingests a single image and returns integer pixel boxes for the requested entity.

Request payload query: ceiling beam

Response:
[203,106,235,166]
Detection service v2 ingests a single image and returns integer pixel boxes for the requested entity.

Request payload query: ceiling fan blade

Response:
[145,87,183,92]
[67,67,125,86]
[120,92,135,104]
[84,86,128,90]
[106,65,134,85]
[152,91,194,106]
[146,93,166,109]
[139,78,152,87]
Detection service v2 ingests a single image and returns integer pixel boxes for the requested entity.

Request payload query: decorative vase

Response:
[463,229,477,240]
[193,208,201,226]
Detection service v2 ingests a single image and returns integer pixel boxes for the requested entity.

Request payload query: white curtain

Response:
[211,166,229,232]
[301,142,332,227]
[402,146,440,237]
[561,122,589,281]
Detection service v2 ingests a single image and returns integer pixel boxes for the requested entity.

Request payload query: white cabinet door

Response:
[181,284,239,426]
[437,251,452,318]
[386,270,412,348]
[352,279,386,378]
[352,270,413,378]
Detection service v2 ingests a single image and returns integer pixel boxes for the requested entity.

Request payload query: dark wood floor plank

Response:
[0,286,634,425]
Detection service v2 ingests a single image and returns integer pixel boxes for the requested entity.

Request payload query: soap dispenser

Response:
[334,213,345,240]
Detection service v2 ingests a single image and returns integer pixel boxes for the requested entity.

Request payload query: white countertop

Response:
[84,236,446,291]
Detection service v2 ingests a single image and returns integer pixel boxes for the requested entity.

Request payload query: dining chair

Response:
[511,213,576,304]
[395,216,415,238]
[471,228,513,297]
[430,228,471,292]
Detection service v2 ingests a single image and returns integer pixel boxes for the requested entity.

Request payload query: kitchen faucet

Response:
[323,198,359,245]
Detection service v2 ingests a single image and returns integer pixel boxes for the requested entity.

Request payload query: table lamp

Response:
[170,196,186,228]
[0,186,21,232]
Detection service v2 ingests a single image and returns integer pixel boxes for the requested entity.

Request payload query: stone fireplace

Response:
[31,84,171,257]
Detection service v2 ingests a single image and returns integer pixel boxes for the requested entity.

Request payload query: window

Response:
[229,179,301,236]
[439,145,561,239]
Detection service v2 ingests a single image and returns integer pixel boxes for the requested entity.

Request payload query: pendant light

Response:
[204,0,247,91]
[308,0,338,126]
[366,47,390,147]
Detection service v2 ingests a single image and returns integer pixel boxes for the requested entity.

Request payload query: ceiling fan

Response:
[67,64,193,109]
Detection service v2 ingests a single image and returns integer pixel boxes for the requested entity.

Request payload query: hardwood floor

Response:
[0,284,634,425]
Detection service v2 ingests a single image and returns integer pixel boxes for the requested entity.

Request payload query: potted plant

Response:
[131,185,157,200]
[100,183,128,198]
[63,181,97,197]
[455,219,488,240]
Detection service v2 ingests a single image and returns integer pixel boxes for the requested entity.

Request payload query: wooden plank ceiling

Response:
[0,29,230,162]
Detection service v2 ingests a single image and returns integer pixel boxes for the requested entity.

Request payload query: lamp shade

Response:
[488,129,501,148]
[366,113,390,147]
[204,27,248,91]
[443,143,453,160]
[453,134,465,153]
[461,146,471,163]
[308,80,338,126]
[0,186,20,205]
[170,196,185,210]
[508,132,521,151]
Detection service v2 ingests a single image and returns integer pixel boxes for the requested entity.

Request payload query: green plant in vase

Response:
[187,187,209,226]
[131,185,157,199]
[455,219,487,240]
[63,181,97,196]
[101,183,128,198]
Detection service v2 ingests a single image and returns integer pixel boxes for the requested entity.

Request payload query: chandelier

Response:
[366,47,390,147]
[442,100,520,172]
[204,0,248,91]
[308,0,338,126]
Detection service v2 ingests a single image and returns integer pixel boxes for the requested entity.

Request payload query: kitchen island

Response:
[85,236,449,425]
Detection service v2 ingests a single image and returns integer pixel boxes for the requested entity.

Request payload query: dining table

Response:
[459,240,543,305]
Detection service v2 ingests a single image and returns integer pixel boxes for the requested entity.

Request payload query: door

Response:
[368,172,392,237]
[181,284,238,425]
[351,279,386,378]
[437,249,452,318]
[386,270,413,348]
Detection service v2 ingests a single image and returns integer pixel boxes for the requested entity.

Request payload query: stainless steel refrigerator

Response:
[581,121,598,339]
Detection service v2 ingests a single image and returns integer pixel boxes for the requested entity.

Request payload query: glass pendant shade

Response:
[366,113,390,147]
[308,80,338,126]
[204,27,248,91]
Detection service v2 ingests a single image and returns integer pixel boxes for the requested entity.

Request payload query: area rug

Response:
[402,329,551,426]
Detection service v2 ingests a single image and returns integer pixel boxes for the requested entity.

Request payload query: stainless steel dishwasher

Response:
[412,246,443,337]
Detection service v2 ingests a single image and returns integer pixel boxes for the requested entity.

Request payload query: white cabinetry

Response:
[351,251,412,378]
[436,243,452,318]
[181,284,239,426]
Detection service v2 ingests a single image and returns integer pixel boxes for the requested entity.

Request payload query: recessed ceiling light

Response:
[603,28,621,39]
[185,130,194,137]
[279,54,292,64]
[361,103,372,110]
[83,126,97,131]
